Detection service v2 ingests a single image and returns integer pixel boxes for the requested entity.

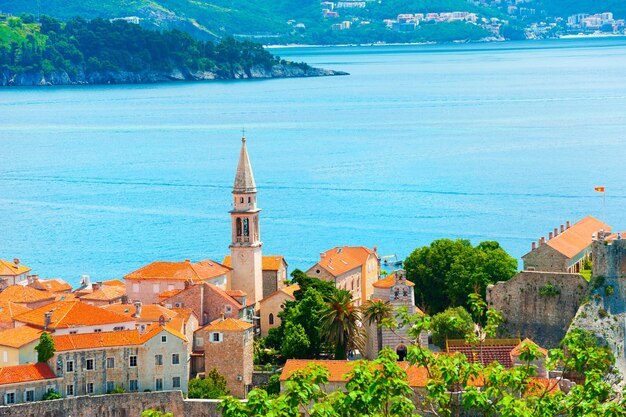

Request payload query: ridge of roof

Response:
[199,317,253,332]
[14,300,134,329]
[0,285,55,303]
[0,325,43,348]
[0,363,57,385]
[123,260,229,281]
[0,259,31,276]
[543,216,611,258]
[314,246,377,278]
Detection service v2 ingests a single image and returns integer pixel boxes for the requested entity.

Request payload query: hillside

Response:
[0,0,504,43]
[0,15,345,86]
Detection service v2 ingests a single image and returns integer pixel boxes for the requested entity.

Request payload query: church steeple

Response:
[233,136,256,194]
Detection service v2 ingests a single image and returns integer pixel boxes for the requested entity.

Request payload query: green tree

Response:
[281,321,311,359]
[141,411,173,417]
[188,369,230,399]
[42,390,62,400]
[404,239,517,314]
[320,290,364,360]
[430,306,474,349]
[362,299,393,352]
[35,332,55,363]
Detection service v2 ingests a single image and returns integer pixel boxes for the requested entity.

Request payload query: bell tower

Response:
[229,135,263,304]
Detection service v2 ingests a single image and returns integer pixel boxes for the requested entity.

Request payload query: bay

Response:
[1,38,626,286]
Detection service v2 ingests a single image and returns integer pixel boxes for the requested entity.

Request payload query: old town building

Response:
[223,255,288,300]
[0,363,60,405]
[0,259,31,289]
[258,284,299,337]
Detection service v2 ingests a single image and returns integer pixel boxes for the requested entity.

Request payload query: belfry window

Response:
[236,218,242,236]
[243,218,249,236]
[240,197,244,203]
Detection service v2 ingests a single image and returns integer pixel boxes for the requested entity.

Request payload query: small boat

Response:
[382,254,403,267]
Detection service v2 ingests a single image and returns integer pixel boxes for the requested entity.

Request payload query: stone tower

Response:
[229,135,263,304]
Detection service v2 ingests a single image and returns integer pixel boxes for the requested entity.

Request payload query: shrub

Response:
[42,390,62,400]
[598,309,609,319]
[539,283,560,297]
[605,285,615,296]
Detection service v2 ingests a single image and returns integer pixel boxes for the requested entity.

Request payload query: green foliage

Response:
[430,306,474,349]
[188,369,230,399]
[539,283,561,297]
[290,268,337,301]
[42,390,62,400]
[265,374,281,396]
[320,290,364,360]
[404,239,517,314]
[35,332,55,363]
[0,15,281,79]
[141,410,173,417]
[107,384,126,394]
[592,275,606,291]
[605,285,615,296]
[281,321,311,359]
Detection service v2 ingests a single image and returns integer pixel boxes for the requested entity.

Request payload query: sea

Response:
[1,38,626,286]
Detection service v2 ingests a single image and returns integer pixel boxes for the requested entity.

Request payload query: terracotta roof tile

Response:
[544,216,611,259]
[447,339,521,368]
[372,273,415,289]
[0,259,31,277]
[200,318,253,332]
[0,300,30,324]
[223,255,286,271]
[28,278,72,293]
[54,293,78,302]
[0,363,56,385]
[260,284,299,304]
[124,259,230,282]
[14,301,134,329]
[52,330,142,351]
[0,285,55,304]
[0,325,43,348]
[510,338,548,359]
[170,307,195,322]
[313,246,377,278]
[158,289,182,299]
[102,279,125,287]
[226,290,246,297]
[101,304,178,322]
[79,285,126,301]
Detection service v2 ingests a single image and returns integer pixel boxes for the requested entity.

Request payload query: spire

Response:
[233,135,256,193]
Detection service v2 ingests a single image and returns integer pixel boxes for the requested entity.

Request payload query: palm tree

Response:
[320,290,364,360]
[362,299,393,354]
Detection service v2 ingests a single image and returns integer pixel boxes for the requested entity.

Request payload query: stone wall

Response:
[487,271,588,347]
[521,245,569,272]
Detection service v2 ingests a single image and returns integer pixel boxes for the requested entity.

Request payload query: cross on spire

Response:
[241,127,246,142]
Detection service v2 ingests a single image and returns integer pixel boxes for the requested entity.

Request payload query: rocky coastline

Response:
[0,64,348,87]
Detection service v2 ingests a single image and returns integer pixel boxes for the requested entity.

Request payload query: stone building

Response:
[364,270,427,360]
[50,324,189,397]
[0,258,31,289]
[223,255,288,300]
[228,136,264,305]
[306,246,380,306]
[0,363,60,405]
[258,284,299,337]
[193,318,253,398]
[522,216,610,273]
[123,259,231,305]
[159,281,254,327]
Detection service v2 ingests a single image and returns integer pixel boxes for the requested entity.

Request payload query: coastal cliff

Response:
[0,64,347,87]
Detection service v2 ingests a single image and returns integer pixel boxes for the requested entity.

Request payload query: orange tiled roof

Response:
[510,338,548,359]
[544,216,611,259]
[14,301,134,329]
[0,363,57,386]
[260,284,299,304]
[200,318,253,332]
[53,329,142,351]
[0,259,31,277]
[372,273,415,289]
[0,285,55,304]
[79,285,126,301]
[158,289,182,299]
[447,339,522,368]
[222,255,286,271]
[0,325,43,348]
[101,304,178,322]
[28,278,72,293]
[54,293,78,302]
[226,289,246,297]
[170,307,195,322]
[141,322,188,343]
[315,246,377,277]
[124,259,230,282]
[102,279,125,287]
[0,300,30,324]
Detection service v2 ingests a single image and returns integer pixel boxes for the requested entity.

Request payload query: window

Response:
[167,284,174,292]
[195,337,203,346]
[66,384,74,396]
[25,389,34,402]
[5,392,15,405]
[225,305,232,314]
[155,378,163,391]
[129,356,137,367]
[94,328,102,333]
[269,313,274,325]
[106,381,115,393]
[86,382,94,394]
[129,380,138,392]
[243,218,249,236]
[248,197,251,203]
[211,332,222,343]
[66,360,74,372]
[106,357,115,369]
[69,330,77,334]
[153,283,160,293]
[161,335,167,343]
[172,377,181,388]
[2,351,7,363]
[132,283,139,293]
[172,353,180,365]
[175,302,183,308]
[240,197,244,203]
[155,354,163,366]
[113,326,125,331]
[86,359,94,370]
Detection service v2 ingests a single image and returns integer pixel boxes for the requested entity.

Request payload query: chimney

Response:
[44,312,52,331]
[184,280,191,289]
[320,252,326,258]
[540,237,546,246]
[184,259,190,263]
[394,272,399,285]
[80,275,90,287]
[26,275,34,285]
[531,242,536,251]
[92,282,102,292]
[158,315,166,327]
[121,295,129,305]
[134,301,142,319]
[554,227,558,237]
[549,232,553,240]
[560,224,565,233]
[220,312,225,321]
[13,258,19,265]
[566,220,571,229]
[373,246,378,253]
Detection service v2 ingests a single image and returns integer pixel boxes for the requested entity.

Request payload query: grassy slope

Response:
[0,20,45,47]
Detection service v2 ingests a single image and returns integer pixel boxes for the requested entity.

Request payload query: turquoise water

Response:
[1,38,626,285]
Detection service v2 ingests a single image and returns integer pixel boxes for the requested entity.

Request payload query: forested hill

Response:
[0,15,345,86]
